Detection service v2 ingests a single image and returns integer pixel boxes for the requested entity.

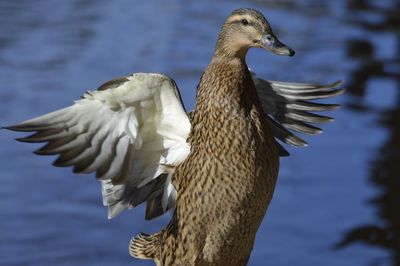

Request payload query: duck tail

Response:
[129,231,162,261]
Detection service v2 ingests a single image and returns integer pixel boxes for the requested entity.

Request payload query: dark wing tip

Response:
[52,160,64,167]
[52,156,72,168]
[332,88,346,96]
[15,137,35,143]
[329,80,344,88]
[97,76,130,91]
[145,192,169,220]
[327,104,341,110]
[3,125,28,132]
[33,149,53,156]
[276,141,290,157]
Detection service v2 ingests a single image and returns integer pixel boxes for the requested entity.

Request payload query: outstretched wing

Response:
[252,73,344,155]
[6,73,191,219]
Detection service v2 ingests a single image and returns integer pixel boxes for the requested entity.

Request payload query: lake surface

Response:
[1,0,399,265]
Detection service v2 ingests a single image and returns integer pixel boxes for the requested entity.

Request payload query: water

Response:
[0,0,399,265]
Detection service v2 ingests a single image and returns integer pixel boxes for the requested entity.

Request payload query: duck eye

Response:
[265,35,274,43]
[241,19,249,25]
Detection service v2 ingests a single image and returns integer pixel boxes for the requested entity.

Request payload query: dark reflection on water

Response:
[335,0,400,265]
[344,0,400,107]
[1,0,400,265]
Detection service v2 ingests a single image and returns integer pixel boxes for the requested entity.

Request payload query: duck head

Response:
[214,8,295,60]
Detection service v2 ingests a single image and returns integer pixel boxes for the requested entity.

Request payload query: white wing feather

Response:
[7,73,191,219]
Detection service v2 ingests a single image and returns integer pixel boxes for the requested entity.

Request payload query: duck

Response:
[5,8,344,266]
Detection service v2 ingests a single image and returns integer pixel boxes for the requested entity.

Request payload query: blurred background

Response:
[0,0,399,265]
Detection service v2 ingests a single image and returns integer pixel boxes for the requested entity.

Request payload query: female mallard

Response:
[6,8,343,266]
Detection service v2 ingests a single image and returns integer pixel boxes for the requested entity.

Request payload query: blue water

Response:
[1,0,399,265]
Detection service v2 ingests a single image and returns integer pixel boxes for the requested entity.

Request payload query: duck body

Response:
[5,8,344,266]
[158,58,279,265]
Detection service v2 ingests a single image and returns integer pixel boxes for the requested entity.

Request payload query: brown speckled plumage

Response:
[169,63,278,265]
[140,8,280,266]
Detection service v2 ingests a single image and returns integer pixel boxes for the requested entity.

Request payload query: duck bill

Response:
[261,35,295,57]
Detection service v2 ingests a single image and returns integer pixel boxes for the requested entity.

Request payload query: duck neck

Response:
[190,57,265,152]
[212,28,249,62]
[197,59,248,103]
[193,56,255,127]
